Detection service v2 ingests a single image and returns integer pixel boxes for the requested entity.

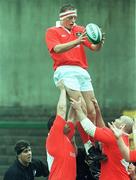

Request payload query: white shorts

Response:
[53,66,94,91]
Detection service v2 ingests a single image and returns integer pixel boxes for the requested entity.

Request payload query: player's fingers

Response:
[82,30,87,36]
[121,124,126,130]
[70,98,76,102]
[108,122,111,127]
[108,122,114,130]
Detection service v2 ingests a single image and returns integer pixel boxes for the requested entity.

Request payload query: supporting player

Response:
[45,81,76,180]
[71,97,133,180]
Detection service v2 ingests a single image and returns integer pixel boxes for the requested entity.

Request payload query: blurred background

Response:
[0,0,135,179]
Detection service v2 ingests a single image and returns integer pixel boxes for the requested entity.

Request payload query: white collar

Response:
[56,21,61,27]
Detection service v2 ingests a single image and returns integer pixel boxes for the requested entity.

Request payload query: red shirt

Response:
[46,115,76,180]
[130,150,136,162]
[45,25,94,70]
[94,127,130,180]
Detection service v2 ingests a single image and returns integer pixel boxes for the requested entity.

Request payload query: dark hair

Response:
[59,4,76,14]
[14,140,30,155]
[47,114,56,131]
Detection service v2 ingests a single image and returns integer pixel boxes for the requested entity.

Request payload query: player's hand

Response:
[74,31,87,45]
[128,163,136,177]
[108,122,125,139]
[79,31,87,41]
[100,31,105,46]
[70,97,82,111]
[92,98,99,110]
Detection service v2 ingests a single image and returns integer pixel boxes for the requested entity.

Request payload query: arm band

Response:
[80,118,96,137]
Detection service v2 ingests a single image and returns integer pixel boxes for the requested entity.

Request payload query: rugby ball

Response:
[86,23,102,44]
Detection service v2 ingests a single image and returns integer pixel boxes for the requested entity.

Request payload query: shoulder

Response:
[53,115,66,126]
[4,163,20,179]
[46,116,66,139]
[47,26,56,30]
[95,127,115,141]
[31,159,43,166]
[46,26,61,33]
[5,161,18,173]
[31,159,47,168]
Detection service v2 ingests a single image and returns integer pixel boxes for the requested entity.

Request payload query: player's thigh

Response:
[82,91,96,112]
[66,88,87,114]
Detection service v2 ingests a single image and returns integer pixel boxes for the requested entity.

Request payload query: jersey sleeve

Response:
[80,118,115,144]
[94,127,116,144]
[45,28,60,52]
[83,38,94,50]
[130,150,136,162]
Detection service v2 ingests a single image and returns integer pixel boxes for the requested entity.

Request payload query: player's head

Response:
[59,4,77,30]
[14,140,32,166]
[63,121,75,141]
[47,113,75,140]
[114,115,134,134]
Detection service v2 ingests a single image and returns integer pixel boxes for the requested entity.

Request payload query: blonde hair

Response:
[120,115,134,134]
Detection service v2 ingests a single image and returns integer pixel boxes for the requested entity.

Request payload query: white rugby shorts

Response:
[53,66,94,91]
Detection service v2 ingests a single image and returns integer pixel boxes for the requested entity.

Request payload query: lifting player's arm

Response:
[108,122,130,161]
[54,32,86,53]
[56,81,67,119]
[71,98,96,137]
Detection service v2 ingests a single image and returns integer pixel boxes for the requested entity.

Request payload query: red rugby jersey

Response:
[130,150,136,162]
[94,127,130,180]
[46,115,76,180]
[45,25,94,70]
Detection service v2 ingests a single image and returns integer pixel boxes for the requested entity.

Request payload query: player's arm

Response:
[91,43,102,51]
[117,137,130,161]
[56,81,77,140]
[90,32,105,51]
[66,106,77,151]
[56,81,67,119]
[63,105,77,142]
[54,32,86,53]
[71,98,96,137]
[46,81,67,154]
[71,98,115,144]
[108,122,130,161]
[67,105,76,125]
[128,163,136,180]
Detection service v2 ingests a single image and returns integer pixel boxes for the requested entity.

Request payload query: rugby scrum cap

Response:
[14,140,31,155]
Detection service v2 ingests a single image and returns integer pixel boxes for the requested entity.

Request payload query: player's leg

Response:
[65,88,87,116]
[53,66,95,152]
[82,91,97,124]
[65,88,93,153]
